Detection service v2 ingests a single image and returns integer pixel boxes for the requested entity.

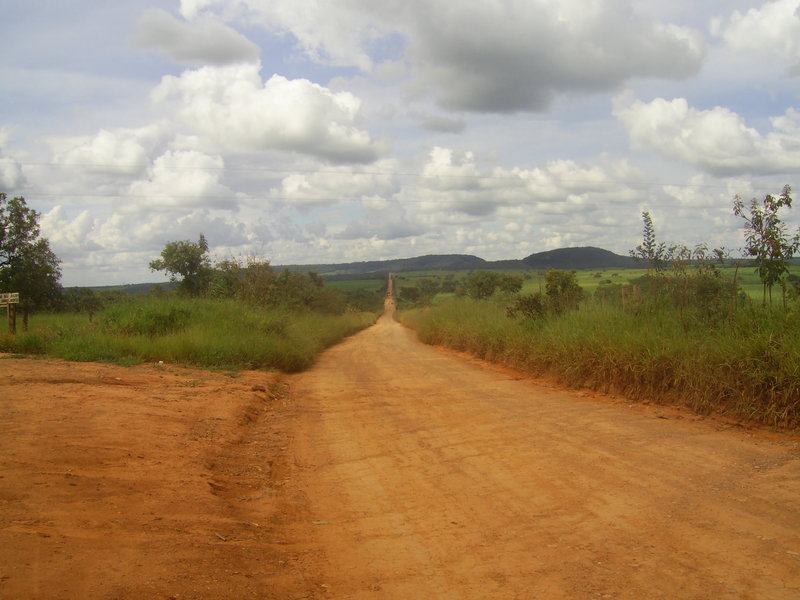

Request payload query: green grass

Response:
[400,296,800,428]
[0,296,377,372]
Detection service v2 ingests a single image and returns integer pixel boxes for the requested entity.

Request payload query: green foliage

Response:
[0,193,62,308]
[149,234,212,296]
[733,185,800,307]
[396,277,441,307]
[507,269,583,319]
[398,284,420,304]
[544,269,583,313]
[59,287,110,319]
[464,271,523,300]
[206,257,356,314]
[630,211,667,273]
[506,292,547,320]
[324,279,387,314]
[0,297,376,372]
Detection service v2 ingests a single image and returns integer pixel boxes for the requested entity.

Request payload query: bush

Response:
[507,270,583,320]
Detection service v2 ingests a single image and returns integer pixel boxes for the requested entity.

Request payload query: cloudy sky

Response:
[1,0,799,286]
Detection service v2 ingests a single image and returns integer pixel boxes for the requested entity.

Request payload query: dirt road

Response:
[1,299,799,599]
[285,299,800,599]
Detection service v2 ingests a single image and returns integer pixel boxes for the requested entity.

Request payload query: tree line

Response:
[147,234,383,314]
[1,185,796,315]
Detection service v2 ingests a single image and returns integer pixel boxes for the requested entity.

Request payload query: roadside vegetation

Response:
[0,296,376,372]
[400,186,800,428]
[0,216,384,371]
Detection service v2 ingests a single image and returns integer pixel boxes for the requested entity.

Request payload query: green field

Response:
[390,264,800,303]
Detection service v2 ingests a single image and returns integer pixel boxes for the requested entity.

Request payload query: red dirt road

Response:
[2,299,800,599]
[285,300,800,599]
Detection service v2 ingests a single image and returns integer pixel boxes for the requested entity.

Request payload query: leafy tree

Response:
[507,270,583,319]
[60,287,105,320]
[399,285,420,304]
[208,258,241,299]
[544,269,583,313]
[235,258,276,304]
[464,271,498,299]
[0,193,62,308]
[733,185,800,307]
[269,268,324,309]
[416,278,441,305]
[497,273,523,295]
[464,271,522,300]
[149,234,212,296]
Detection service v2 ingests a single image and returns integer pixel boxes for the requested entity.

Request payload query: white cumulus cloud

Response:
[614,95,800,176]
[127,150,234,211]
[711,0,800,73]
[152,63,383,163]
[271,160,398,207]
[404,146,641,218]
[50,125,166,175]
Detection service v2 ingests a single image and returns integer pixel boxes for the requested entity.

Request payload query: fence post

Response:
[8,301,16,335]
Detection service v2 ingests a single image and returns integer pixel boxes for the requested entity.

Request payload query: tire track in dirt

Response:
[282,299,800,599]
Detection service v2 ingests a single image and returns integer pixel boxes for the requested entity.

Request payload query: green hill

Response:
[289,247,636,277]
[521,247,637,270]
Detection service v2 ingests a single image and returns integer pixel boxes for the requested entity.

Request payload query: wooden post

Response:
[8,301,16,335]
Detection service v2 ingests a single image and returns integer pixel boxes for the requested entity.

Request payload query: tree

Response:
[733,185,800,307]
[544,269,583,313]
[0,194,62,308]
[149,234,212,296]
[416,278,441,305]
[464,271,523,300]
[507,269,583,319]
[630,211,667,274]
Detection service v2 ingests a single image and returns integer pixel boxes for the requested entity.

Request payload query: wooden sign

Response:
[0,292,20,306]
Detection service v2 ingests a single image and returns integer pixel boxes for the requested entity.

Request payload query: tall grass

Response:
[400,297,800,428]
[0,296,376,372]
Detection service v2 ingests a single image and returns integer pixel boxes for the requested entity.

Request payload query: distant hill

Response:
[521,247,637,270]
[280,248,637,276]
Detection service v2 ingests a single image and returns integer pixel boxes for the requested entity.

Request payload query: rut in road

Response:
[282,299,800,600]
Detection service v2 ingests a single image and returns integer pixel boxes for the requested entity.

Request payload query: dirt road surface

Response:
[2,298,800,599]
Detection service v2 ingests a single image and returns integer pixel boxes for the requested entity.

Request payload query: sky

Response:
[1,0,799,286]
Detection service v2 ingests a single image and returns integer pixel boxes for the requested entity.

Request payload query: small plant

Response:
[733,185,800,308]
[630,211,667,274]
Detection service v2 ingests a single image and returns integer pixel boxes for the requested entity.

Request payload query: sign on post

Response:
[2,292,20,335]
[0,292,20,307]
